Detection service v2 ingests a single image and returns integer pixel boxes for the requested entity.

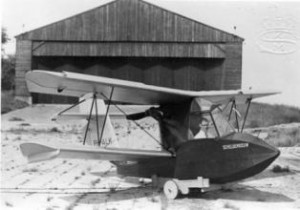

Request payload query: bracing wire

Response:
[99,92,165,149]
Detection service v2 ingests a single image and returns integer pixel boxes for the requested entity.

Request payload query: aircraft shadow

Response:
[245,169,296,182]
[61,186,159,205]
[61,182,293,205]
[187,185,294,203]
[61,167,296,205]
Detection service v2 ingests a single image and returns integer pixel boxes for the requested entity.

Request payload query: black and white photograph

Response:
[1,0,300,209]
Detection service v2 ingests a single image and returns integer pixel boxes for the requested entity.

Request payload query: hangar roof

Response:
[16,0,243,43]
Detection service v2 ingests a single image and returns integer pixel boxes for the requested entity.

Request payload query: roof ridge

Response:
[16,0,243,42]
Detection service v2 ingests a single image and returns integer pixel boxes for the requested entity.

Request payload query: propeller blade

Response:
[126,112,148,120]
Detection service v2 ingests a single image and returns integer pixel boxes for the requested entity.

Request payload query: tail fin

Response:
[79,98,118,147]
[54,97,118,147]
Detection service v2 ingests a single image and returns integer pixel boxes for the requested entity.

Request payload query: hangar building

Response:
[15,0,244,103]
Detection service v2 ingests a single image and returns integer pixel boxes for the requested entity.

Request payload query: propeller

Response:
[126,112,149,120]
[126,107,163,121]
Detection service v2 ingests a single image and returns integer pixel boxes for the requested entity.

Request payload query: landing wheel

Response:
[163,180,179,199]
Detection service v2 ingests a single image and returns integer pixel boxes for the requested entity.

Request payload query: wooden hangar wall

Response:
[15,0,243,104]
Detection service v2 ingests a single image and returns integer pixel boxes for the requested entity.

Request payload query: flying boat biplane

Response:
[20,70,280,199]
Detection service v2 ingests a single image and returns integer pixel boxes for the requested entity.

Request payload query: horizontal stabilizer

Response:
[20,143,60,163]
[20,143,172,163]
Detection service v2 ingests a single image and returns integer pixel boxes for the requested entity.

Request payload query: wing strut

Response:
[94,94,100,146]
[234,101,240,132]
[55,98,86,118]
[227,98,252,133]
[83,94,95,145]
[209,112,220,137]
[228,100,240,132]
[81,90,114,147]
[99,87,114,147]
[83,92,114,147]
[228,101,234,122]
[241,98,252,132]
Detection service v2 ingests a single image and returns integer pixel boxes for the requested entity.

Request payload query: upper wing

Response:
[26,70,193,104]
[26,70,279,105]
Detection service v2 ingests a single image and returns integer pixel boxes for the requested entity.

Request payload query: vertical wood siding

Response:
[17,0,243,43]
[223,43,242,89]
[32,42,226,58]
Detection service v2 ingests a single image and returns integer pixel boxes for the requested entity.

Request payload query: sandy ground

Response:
[1,105,300,210]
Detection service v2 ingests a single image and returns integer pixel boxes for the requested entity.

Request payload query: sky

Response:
[1,0,300,107]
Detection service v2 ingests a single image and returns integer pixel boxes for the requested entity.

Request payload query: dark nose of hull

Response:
[246,134,280,167]
[219,133,281,183]
[174,132,281,183]
[245,145,280,178]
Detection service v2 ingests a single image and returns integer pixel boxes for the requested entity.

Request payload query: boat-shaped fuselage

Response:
[115,132,280,183]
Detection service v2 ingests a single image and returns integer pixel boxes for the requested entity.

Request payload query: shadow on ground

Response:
[197,185,294,203]
[61,182,294,206]
[61,186,159,205]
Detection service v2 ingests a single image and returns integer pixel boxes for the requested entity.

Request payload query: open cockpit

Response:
[189,97,253,140]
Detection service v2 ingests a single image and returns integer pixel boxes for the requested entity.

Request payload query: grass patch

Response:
[224,202,239,210]
[91,178,101,186]
[5,201,13,207]
[47,196,53,202]
[150,196,159,203]
[49,127,61,133]
[23,167,39,173]
[14,136,22,141]
[108,182,120,193]
[9,117,24,121]
[272,165,290,173]
[190,102,300,132]
[237,103,300,128]
[1,90,28,114]
[263,125,300,147]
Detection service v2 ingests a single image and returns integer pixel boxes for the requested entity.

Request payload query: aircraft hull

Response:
[115,133,280,183]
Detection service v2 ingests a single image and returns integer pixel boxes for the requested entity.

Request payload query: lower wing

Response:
[20,143,172,163]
